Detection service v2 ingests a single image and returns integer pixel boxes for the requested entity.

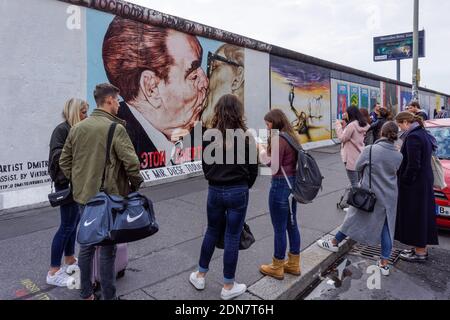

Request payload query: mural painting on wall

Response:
[400,89,412,112]
[436,95,442,114]
[383,83,399,115]
[370,89,380,112]
[271,55,331,144]
[360,88,369,109]
[350,86,359,107]
[419,92,432,119]
[88,13,246,178]
[337,84,348,120]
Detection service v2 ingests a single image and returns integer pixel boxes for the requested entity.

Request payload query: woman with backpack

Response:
[317,122,403,275]
[257,109,302,280]
[336,106,370,187]
[189,94,258,300]
[47,98,88,286]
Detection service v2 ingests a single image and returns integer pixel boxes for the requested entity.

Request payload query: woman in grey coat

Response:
[317,122,403,275]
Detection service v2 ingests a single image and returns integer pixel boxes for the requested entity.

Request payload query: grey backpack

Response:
[279,133,324,204]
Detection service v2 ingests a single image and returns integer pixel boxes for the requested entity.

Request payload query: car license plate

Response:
[436,205,450,217]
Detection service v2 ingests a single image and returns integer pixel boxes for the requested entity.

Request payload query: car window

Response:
[428,127,450,160]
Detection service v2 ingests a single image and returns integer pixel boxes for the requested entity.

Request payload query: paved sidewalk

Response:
[0,145,350,300]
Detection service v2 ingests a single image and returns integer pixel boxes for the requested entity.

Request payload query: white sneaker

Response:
[377,261,390,276]
[46,269,70,287]
[61,258,78,274]
[221,282,247,300]
[189,271,205,290]
[316,238,339,253]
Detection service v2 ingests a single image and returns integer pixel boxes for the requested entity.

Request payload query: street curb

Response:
[243,227,354,300]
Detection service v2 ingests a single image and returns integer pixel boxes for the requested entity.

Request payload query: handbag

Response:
[48,182,73,207]
[431,155,447,189]
[346,145,377,213]
[216,222,255,250]
[77,123,158,246]
[109,192,159,244]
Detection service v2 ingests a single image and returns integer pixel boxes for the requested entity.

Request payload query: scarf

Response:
[401,122,438,152]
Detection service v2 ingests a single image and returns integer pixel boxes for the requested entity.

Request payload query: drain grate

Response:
[348,243,408,265]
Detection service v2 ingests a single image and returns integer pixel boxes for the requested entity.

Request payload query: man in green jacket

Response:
[60,83,143,300]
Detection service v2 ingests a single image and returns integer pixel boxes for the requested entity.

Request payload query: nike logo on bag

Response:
[127,210,144,223]
[84,218,97,227]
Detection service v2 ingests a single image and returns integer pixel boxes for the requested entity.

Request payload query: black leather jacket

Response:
[48,121,71,187]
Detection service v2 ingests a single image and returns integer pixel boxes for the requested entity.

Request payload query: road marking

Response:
[14,279,52,300]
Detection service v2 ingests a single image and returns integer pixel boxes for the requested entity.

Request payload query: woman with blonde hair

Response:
[258,109,302,280]
[46,98,88,286]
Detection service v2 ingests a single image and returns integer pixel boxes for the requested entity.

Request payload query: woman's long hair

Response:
[63,98,88,127]
[395,111,424,128]
[264,109,300,155]
[359,108,371,125]
[347,106,367,128]
[210,94,247,148]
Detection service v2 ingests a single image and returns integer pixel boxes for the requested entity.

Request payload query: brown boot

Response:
[284,253,301,276]
[259,257,285,280]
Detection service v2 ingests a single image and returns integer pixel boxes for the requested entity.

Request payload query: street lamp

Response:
[412,0,419,101]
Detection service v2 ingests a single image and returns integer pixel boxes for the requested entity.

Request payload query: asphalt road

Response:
[1,144,448,300]
[0,145,352,300]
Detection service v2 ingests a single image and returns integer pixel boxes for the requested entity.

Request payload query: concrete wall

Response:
[0,0,86,210]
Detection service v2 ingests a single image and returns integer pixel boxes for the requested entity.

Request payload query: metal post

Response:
[397,60,401,81]
[412,0,419,101]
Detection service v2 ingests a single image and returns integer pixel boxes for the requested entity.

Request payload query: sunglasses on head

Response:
[206,51,243,78]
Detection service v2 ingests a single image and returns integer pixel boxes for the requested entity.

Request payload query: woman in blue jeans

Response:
[317,122,403,275]
[189,94,258,300]
[258,109,302,280]
[47,98,88,286]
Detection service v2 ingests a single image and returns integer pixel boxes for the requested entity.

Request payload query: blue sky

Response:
[127,0,450,95]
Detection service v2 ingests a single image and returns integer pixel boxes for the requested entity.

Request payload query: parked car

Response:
[425,119,450,229]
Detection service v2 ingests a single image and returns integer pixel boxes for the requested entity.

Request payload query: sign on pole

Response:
[373,30,425,62]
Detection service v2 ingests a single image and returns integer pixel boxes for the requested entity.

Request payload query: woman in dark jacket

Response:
[190,94,258,300]
[47,98,88,286]
[366,107,390,144]
[395,111,439,262]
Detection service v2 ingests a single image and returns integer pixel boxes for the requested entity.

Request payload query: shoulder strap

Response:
[100,122,117,192]
[368,145,373,190]
[279,132,302,151]
[279,132,300,191]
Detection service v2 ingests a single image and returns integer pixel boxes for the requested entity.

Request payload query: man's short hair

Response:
[102,16,174,102]
[94,83,119,106]
[409,101,421,109]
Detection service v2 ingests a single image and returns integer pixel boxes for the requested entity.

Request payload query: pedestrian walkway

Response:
[0,145,351,300]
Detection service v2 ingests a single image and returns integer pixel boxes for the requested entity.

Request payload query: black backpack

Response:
[279,133,324,204]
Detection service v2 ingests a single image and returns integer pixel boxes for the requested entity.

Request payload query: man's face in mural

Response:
[207,48,244,108]
[138,30,208,140]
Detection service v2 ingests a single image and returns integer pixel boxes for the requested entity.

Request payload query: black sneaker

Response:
[399,250,428,262]
[400,249,428,256]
